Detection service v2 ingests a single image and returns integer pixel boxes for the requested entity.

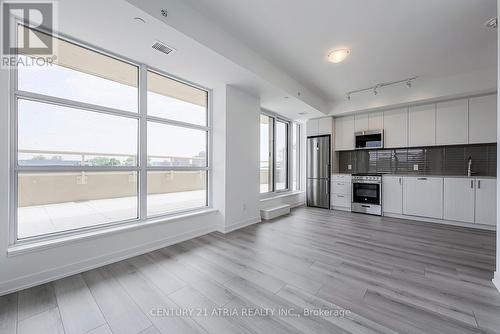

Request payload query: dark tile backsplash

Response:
[338,144,497,176]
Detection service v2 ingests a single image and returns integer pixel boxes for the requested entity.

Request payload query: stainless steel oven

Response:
[351,174,382,215]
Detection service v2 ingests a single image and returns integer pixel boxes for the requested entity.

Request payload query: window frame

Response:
[292,122,301,191]
[9,24,212,245]
[260,111,300,198]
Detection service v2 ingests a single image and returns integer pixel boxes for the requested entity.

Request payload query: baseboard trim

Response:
[219,216,261,234]
[0,225,216,296]
[331,206,351,212]
[493,272,500,293]
[290,201,305,208]
[383,212,496,231]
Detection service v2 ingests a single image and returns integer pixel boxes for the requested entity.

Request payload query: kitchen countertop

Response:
[382,174,496,179]
[332,173,496,179]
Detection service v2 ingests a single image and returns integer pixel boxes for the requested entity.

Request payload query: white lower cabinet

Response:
[331,193,351,208]
[384,176,496,228]
[443,178,475,223]
[331,174,352,211]
[475,179,497,226]
[382,176,403,214]
[402,177,443,219]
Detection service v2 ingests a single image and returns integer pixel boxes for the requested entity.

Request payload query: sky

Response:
[17,60,207,162]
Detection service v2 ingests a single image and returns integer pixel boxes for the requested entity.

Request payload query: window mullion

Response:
[139,65,148,221]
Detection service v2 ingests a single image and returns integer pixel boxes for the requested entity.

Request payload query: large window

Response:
[13,27,210,240]
[260,113,300,194]
[275,120,288,191]
[146,71,208,218]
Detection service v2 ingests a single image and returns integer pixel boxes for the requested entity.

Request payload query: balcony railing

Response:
[18,149,206,167]
[17,149,207,207]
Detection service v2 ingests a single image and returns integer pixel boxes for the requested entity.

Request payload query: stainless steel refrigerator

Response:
[307,135,331,209]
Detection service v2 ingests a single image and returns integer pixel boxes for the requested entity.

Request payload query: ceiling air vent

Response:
[152,41,176,55]
[485,17,497,29]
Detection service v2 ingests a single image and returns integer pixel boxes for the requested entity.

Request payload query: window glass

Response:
[260,115,272,193]
[17,99,138,166]
[276,121,288,190]
[147,171,207,216]
[147,122,207,167]
[147,71,207,126]
[17,172,138,239]
[17,26,138,112]
[14,28,211,240]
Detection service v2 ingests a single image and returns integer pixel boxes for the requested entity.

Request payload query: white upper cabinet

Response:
[443,178,475,223]
[308,118,332,137]
[354,114,369,132]
[306,119,319,137]
[335,116,355,151]
[475,178,496,226]
[383,108,408,148]
[409,104,436,147]
[469,94,497,144]
[369,112,384,130]
[318,117,333,135]
[436,99,468,145]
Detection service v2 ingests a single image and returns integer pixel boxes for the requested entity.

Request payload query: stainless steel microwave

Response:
[355,130,384,149]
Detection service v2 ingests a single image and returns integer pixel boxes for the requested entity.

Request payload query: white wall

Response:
[221,86,262,232]
[495,0,500,293]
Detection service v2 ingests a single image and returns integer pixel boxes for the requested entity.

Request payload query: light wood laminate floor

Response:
[2,207,499,334]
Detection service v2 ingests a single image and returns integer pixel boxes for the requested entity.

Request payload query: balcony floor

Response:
[17,190,206,239]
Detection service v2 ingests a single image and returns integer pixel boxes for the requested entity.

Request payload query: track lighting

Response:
[345,76,417,100]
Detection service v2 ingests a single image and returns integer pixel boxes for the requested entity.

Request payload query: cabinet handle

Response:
[338,195,344,198]
[478,180,481,189]
[417,178,427,181]
[471,180,474,189]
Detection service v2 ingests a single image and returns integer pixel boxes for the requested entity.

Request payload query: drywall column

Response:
[220,85,261,232]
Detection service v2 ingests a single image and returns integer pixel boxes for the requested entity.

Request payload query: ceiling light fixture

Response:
[346,76,417,100]
[327,48,350,63]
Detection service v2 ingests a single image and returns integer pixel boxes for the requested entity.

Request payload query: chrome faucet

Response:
[467,156,472,177]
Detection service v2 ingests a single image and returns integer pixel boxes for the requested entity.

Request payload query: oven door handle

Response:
[361,205,371,208]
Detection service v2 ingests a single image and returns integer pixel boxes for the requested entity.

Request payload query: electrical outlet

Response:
[348,164,352,170]
[413,164,419,171]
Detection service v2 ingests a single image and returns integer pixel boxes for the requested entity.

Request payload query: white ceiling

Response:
[182,0,497,103]
[52,0,326,120]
